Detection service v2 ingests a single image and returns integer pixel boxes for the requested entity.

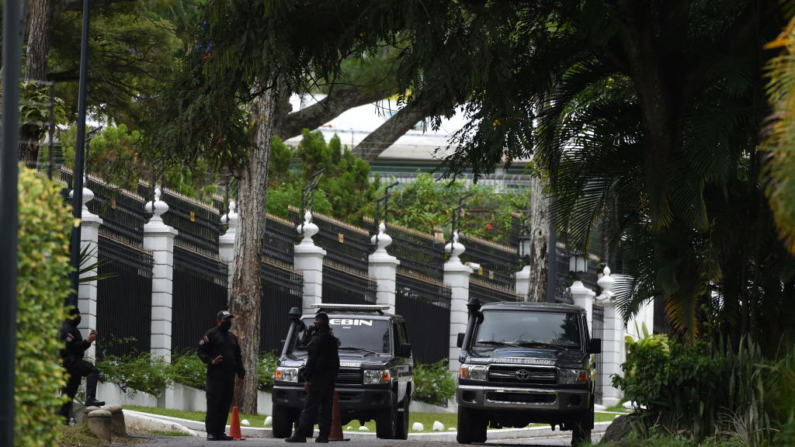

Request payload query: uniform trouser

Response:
[58,359,100,422]
[297,373,336,438]
[205,369,236,436]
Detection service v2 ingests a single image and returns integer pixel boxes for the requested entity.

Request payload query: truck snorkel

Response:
[458,298,483,363]
[281,307,304,358]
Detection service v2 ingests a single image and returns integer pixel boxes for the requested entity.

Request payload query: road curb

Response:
[124,410,609,441]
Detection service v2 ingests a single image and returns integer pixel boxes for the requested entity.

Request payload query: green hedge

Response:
[411,360,456,406]
[16,168,74,446]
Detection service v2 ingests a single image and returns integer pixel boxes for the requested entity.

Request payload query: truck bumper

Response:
[456,384,590,411]
[272,384,393,413]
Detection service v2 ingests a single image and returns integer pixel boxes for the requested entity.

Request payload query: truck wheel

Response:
[457,406,484,444]
[571,403,593,447]
[376,393,398,439]
[395,395,410,440]
[571,419,591,447]
[272,404,293,439]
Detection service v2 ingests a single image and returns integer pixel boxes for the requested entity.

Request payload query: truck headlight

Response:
[459,364,489,381]
[363,370,391,385]
[558,369,589,384]
[273,367,300,383]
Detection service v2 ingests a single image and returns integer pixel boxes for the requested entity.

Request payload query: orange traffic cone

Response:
[329,389,348,441]
[229,406,245,440]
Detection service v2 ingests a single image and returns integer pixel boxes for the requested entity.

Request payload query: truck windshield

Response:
[297,317,391,354]
[474,310,581,349]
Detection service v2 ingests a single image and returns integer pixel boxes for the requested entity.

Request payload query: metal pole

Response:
[1,0,25,441]
[68,0,92,309]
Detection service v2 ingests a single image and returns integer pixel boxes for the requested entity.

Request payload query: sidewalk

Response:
[125,410,610,444]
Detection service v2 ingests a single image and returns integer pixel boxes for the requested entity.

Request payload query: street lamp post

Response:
[68,0,92,309]
[1,0,25,442]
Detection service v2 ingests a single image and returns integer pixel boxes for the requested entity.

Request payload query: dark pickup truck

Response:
[455,299,601,446]
[271,304,413,440]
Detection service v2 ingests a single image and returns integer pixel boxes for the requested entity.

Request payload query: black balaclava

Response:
[68,309,81,327]
[315,312,330,333]
[220,320,232,331]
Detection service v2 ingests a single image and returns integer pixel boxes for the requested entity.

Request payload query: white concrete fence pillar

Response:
[143,187,178,362]
[294,211,326,315]
[445,231,473,373]
[515,265,531,299]
[369,223,400,315]
[218,200,238,298]
[70,177,103,359]
[595,266,622,407]
[570,279,595,337]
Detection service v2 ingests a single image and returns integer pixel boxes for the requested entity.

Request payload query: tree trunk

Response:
[527,176,549,302]
[20,0,59,165]
[230,81,277,414]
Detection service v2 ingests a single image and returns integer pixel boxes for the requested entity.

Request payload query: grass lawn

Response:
[124,405,622,433]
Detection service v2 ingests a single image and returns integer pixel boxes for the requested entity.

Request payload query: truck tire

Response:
[376,392,398,439]
[272,404,293,439]
[571,401,593,447]
[395,395,410,440]
[457,406,486,444]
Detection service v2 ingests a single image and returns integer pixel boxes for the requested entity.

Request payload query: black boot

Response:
[285,432,307,443]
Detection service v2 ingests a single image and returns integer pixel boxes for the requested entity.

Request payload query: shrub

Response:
[15,168,74,446]
[258,351,279,392]
[97,352,172,396]
[167,349,206,390]
[411,360,456,406]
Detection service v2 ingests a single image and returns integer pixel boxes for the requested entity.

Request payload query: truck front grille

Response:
[336,369,362,385]
[488,365,556,385]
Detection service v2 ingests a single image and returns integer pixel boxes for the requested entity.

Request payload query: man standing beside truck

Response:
[198,310,246,441]
[285,312,340,443]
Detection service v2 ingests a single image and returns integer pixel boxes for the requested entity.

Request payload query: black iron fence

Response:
[460,235,520,290]
[260,259,304,354]
[395,270,452,364]
[171,246,229,353]
[591,305,605,405]
[156,188,222,257]
[96,236,153,358]
[321,260,377,305]
[264,214,298,266]
[292,208,372,272]
[468,278,524,304]
[362,217,446,282]
[57,169,148,247]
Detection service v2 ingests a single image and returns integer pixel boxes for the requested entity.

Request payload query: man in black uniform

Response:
[286,312,340,443]
[58,308,105,423]
[198,310,246,441]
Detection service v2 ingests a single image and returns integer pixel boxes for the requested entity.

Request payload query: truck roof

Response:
[479,301,585,313]
[305,304,403,320]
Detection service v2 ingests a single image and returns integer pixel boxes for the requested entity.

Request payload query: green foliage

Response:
[386,173,530,244]
[49,1,182,127]
[411,361,456,406]
[167,350,206,390]
[98,349,280,395]
[97,352,172,397]
[267,132,378,224]
[16,167,74,446]
[613,332,795,445]
[60,124,219,202]
[258,352,279,392]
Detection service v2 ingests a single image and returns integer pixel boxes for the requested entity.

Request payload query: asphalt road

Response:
[131,432,602,447]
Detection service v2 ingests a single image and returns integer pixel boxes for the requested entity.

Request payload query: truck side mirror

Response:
[588,338,602,354]
[399,343,412,358]
[456,332,465,348]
